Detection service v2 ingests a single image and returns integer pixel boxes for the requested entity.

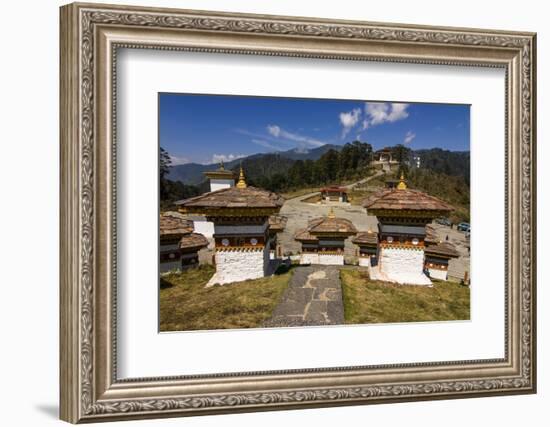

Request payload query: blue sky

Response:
[159,93,470,165]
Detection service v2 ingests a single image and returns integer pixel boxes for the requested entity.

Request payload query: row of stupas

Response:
[167,164,460,286]
[176,165,285,286]
[291,174,459,284]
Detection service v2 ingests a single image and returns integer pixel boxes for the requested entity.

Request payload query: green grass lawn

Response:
[160,265,293,332]
[340,269,470,324]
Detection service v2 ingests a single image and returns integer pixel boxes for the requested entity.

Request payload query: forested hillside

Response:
[406,168,470,222]
[160,142,471,217]
[167,144,342,184]
[248,141,374,192]
[415,148,470,184]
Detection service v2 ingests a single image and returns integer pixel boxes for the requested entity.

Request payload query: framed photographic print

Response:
[60,2,537,423]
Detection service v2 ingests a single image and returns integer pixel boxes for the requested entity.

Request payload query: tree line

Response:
[160,141,375,202]
[245,141,374,192]
[160,142,470,208]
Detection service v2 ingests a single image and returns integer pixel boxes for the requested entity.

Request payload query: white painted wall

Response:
[300,253,319,265]
[318,254,344,265]
[213,248,266,284]
[210,178,234,192]
[429,268,448,281]
[358,257,372,267]
[380,247,424,275]
[299,253,344,265]
[192,219,215,239]
[379,247,431,285]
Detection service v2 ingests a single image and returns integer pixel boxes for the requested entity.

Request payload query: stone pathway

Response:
[263,266,344,327]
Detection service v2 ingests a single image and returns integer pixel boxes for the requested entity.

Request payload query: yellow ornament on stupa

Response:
[397,172,407,190]
[236,165,247,189]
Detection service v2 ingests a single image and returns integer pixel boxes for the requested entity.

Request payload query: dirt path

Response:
[278,172,384,257]
[263,266,344,327]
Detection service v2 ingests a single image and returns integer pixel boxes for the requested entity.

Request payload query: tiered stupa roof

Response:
[203,161,235,179]
[424,241,460,258]
[160,211,208,251]
[352,230,379,246]
[160,211,194,237]
[178,233,209,251]
[363,174,453,215]
[295,208,357,242]
[268,214,288,233]
[176,167,284,216]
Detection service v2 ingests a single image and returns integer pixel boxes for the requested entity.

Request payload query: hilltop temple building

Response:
[320,186,349,203]
[176,168,284,286]
[372,148,399,172]
[159,211,209,273]
[294,208,357,265]
[362,174,455,285]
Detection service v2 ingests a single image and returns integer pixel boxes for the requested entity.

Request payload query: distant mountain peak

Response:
[166,143,342,185]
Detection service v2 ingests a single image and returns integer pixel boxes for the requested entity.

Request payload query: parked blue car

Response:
[457,222,470,232]
[435,217,452,227]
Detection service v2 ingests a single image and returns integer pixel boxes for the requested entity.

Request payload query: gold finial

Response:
[219,160,225,170]
[328,207,336,219]
[236,165,247,189]
[397,172,407,190]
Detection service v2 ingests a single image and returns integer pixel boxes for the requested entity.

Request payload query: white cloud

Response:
[251,139,282,151]
[404,131,416,145]
[266,124,325,148]
[210,153,246,164]
[267,125,281,137]
[364,102,409,127]
[339,108,361,138]
[169,155,191,165]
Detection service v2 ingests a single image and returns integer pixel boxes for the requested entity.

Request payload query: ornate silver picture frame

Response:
[60,2,536,423]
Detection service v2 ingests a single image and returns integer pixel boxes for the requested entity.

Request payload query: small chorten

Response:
[397,172,407,190]
[294,209,357,265]
[236,165,247,189]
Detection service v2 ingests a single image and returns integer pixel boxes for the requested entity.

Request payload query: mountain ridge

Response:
[167,144,342,184]
[167,144,470,185]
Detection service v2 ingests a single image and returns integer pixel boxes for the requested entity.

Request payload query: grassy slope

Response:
[160,265,292,332]
[281,187,321,200]
[340,269,470,324]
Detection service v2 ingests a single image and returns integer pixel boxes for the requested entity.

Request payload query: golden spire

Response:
[397,172,407,190]
[219,160,225,170]
[236,165,247,189]
[328,207,336,219]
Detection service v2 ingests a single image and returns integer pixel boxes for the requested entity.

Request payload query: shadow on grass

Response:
[160,277,174,289]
